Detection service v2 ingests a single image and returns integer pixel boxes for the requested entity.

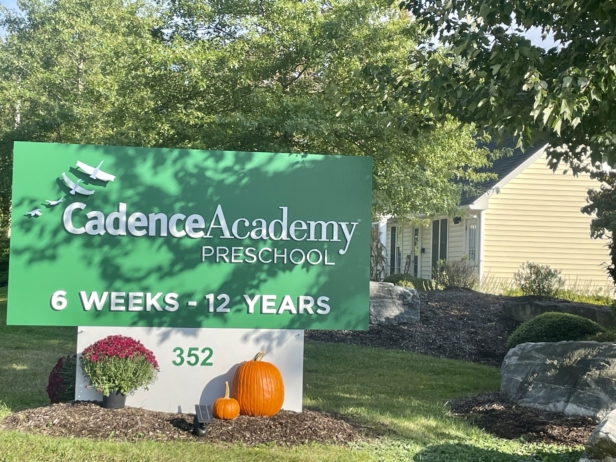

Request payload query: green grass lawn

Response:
[0,286,583,461]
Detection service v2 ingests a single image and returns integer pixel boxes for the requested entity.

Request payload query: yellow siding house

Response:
[380,141,611,291]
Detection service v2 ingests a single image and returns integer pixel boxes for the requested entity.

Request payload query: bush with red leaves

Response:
[46,354,77,404]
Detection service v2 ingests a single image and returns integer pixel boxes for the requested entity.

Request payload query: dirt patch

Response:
[307,289,520,367]
[1,401,365,447]
[449,392,597,447]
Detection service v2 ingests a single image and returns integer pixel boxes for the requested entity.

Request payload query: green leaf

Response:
[553,118,563,135]
[430,76,443,89]
[530,107,541,121]
[560,98,570,117]
[542,105,554,125]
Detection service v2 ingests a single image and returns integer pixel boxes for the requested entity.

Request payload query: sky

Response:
[0,0,558,49]
[524,27,558,50]
[1,0,16,10]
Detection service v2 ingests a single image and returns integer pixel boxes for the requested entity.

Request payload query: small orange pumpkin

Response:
[213,381,240,420]
[232,351,284,417]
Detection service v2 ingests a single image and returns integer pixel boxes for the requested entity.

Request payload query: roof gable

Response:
[460,138,548,206]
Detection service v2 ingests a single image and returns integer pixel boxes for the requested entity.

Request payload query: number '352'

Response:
[172,347,213,366]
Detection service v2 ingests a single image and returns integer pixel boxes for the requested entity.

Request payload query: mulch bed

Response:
[1,401,365,446]
[448,392,597,447]
[307,288,520,367]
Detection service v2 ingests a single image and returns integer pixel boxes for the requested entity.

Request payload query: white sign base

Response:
[76,327,304,413]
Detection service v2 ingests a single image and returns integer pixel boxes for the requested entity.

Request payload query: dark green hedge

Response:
[506,312,605,348]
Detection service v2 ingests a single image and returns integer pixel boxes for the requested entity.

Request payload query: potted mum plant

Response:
[80,335,159,409]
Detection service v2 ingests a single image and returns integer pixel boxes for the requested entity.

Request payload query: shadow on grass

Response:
[413,443,583,462]
[303,341,502,443]
[0,350,75,412]
[0,294,76,413]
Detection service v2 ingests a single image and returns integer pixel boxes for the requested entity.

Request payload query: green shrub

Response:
[506,312,605,348]
[506,287,616,306]
[398,279,438,291]
[432,258,478,289]
[411,278,440,291]
[610,301,616,320]
[513,262,565,298]
[397,279,415,289]
[504,286,613,306]
[383,273,437,291]
[557,288,612,306]
[383,273,413,284]
[585,330,616,342]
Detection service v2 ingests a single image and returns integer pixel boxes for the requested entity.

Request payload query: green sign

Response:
[8,142,371,330]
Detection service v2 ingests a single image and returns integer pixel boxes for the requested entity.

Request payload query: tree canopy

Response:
[392,0,616,172]
[0,0,498,230]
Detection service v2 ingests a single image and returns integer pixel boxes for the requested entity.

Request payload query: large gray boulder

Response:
[501,341,616,419]
[581,409,616,462]
[503,298,615,327]
[369,281,420,325]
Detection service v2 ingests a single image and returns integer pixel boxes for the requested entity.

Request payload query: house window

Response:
[431,219,448,269]
[389,226,397,275]
[468,222,477,262]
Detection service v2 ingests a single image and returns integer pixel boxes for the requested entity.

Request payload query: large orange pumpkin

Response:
[232,351,284,417]
[213,381,240,420]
